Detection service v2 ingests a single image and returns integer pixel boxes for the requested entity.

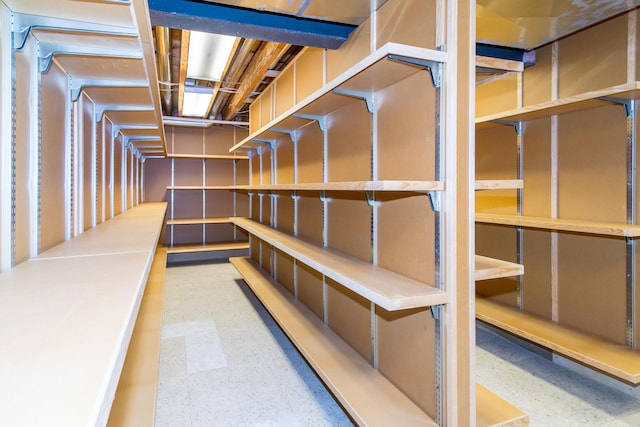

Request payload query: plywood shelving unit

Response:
[475,10,640,385]
[227,0,526,424]
[145,125,250,260]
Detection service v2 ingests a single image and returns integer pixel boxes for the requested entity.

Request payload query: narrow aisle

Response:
[155,261,353,427]
[476,325,640,427]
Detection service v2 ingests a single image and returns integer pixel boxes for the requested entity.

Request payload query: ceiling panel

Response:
[477,0,640,50]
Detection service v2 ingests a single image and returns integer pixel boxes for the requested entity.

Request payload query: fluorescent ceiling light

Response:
[182,87,214,117]
[187,31,237,82]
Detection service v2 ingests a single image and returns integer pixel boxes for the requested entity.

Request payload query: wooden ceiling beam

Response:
[177,30,189,116]
[222,41,289,121]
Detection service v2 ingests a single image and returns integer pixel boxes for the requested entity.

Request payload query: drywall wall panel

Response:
[172,224,202,245]
[523,44,552,107]
[296,260,324,320]
[172,126,203,155]
[558,14,627,98]
[250,235,260,263]
[173,190,202,219]
[521,229,552,319]
[104,120,113,220]
[250,193,260,222]
[174,158,203,186]
[236,158,250,185]
[295,48,324,103]
[377,70,435,180]
[81,93,93,231]
[250,155,260,185]
[558,105,626,222]
[297,122,323,183]
[250,100,260,134]
[143,158,171,202]
[261,193,273,225]
[297,194,323,245]
[261,239,272,274]
[327,278,372,362]
[13,46,31,264]
[522,118,551,217]
[204,223,236,242]
[260,86,273,128]
[275,193,294,235]
[275,249,295,294]
[376,306,436,417]
[205,190,235,217]
[205,159,234,186]
[235,190,250,217]
[95,120,104,223]
[375,0,437,50]
[275,66,295,118]
[558,234,627,345]
[204,126,239,155]
[326,19,371,83]
[377,194,435,284]
[39,62,67,251]
[476,74,518,119]
[261,149,272,186]
[635,243,640,349]
[327,101,371,182]
[326,193,371,262]
[275,136,294,184]
[475,223,518,306]
[113,135,123,216]
[475,125,518,214]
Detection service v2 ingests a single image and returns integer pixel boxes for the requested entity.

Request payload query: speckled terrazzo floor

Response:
[155,260,640,426]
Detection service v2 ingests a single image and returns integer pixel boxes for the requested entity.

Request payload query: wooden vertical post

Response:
[445,0,475,424]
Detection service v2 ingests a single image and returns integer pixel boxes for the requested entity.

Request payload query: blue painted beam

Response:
[476,43,536,67]
[148,0,356,49]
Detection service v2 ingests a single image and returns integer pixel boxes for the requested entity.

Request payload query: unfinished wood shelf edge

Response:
[230,42,449,152]
[476,298,640,384]
[166,217,231,225]
[234,180,444,192]
[475,180,523,190]
[475,255,524,281]
[229,256,438,426]
[166,185,235,190]
[476,213,640,237]
[167,153,249,160]
[166,242,249,254]
[476,383,529,427]
[231,217,448,311]
[476,81,640,126]
[476,55,524,73]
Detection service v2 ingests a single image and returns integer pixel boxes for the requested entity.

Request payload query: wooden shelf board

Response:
[167,153,248,160]
[475,255,524,281]
[166,217,231,225]
[476,383,529,427]
[166,241,249,254]
[476,55,524,73]
[476,298,640,384]
[230,43,448,152]
[234,180,444,192]
[166,186,233,190]
[231,217,447,311]
[0,202,167,427]
[230,256,438,427]
[476,213,640,237]
[475,180,523,190]
[476,82,640,126]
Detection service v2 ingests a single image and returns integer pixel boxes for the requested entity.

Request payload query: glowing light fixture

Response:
[182,86,214,117]
[187,31,237,82]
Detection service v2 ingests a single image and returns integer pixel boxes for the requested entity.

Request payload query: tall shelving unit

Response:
[144,125,250,261]
[475,10,640,386]
[226,0,526,425]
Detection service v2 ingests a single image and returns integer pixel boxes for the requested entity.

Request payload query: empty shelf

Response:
[166,242,249,254]
[234,180,443,192]
[475,180,523,190]
[230,256,438,427]
[166,217,231,225]
[476,213,640,237]
[476,298,640,384]
[476,81,640,127]
[475,255,524,281]
[476,383,529,427]
[231,217,448,311]
[166,185,234,190]
[167,153,248,160]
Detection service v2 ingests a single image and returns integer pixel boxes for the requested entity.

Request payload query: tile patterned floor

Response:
[156,260,640,426]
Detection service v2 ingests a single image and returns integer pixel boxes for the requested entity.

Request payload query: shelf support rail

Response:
[387,55,442,88]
